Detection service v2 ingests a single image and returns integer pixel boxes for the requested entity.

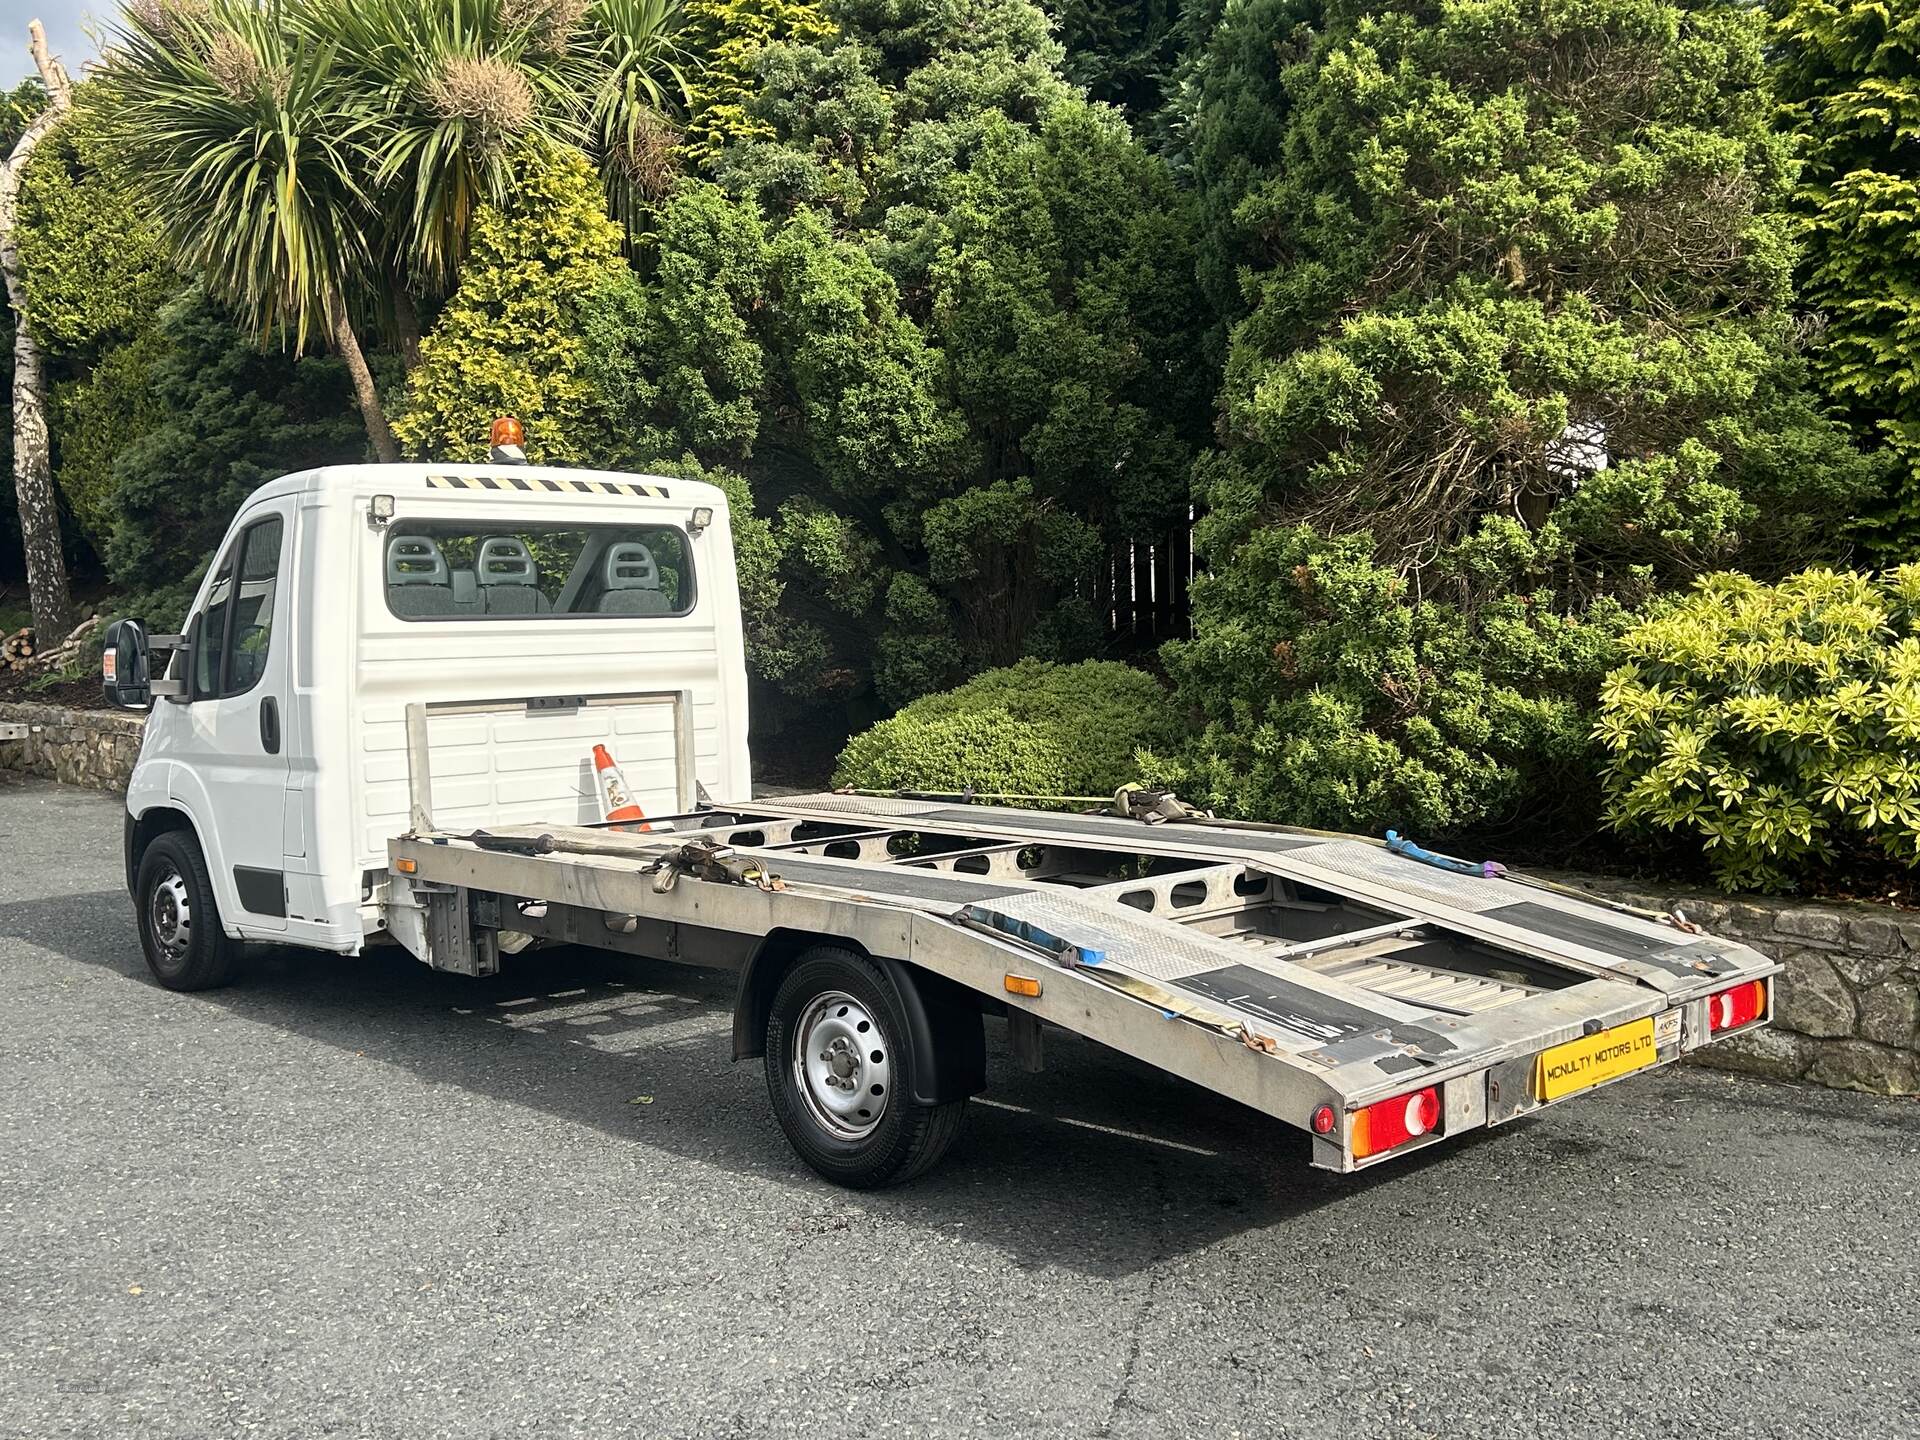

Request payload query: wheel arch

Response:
[123,805,202,897]
[733,929,986,1106]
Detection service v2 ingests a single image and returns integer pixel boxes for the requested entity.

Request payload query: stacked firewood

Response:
[1,626,33,670]
[2,614,99,674]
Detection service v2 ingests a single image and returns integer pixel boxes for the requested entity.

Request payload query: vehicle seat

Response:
[228,580,277,688]
[477,537,551,615]
[386,535,459,617]
[597,541,669,615]
[449,568,479,613]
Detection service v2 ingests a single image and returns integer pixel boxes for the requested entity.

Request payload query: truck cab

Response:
[111,462,751,959]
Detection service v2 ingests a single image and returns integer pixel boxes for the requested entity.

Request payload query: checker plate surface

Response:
[979,889,1259,983]
[922,808,1322,854]
[764,794,948,817]
[1284,841,1511,913]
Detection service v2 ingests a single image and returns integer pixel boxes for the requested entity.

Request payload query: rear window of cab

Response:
[383,520,694,621]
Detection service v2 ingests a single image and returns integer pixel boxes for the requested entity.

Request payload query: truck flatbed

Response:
[389,790,1778,1174]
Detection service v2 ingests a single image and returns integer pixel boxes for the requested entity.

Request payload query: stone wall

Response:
[0,700,145,792]
[1560,873,1919,1097]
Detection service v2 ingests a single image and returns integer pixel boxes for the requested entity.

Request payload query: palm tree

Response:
[579,0,690,231]
[99,0,688,460]
[100,0,399,459]
[309,0,688,361]
[309,0,581,316]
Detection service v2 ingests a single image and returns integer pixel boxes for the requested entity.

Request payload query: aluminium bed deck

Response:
[390,792,1778,1169]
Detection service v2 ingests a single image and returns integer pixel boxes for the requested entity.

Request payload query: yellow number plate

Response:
[1536,1017,1658,1102]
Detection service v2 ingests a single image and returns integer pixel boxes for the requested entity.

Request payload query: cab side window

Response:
[226,519,284,693]
[192,560,234,700]
[191,516,284,700]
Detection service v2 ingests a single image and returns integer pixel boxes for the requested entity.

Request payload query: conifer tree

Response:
[1772,0,1920,548]
[1163,0,1881,836]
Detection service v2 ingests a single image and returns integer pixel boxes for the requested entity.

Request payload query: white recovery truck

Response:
[101,455,1779,1188]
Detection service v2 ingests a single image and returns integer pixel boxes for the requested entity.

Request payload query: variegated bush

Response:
[1596,567,1920,889]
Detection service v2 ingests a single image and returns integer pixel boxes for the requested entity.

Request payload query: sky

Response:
[0,1,101,88]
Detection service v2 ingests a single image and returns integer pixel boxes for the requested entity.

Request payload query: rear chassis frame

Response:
[384,791,1778,1174]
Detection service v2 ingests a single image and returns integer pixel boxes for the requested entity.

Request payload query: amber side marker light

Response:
[395,858,418,875]
[1003,974,1042,998]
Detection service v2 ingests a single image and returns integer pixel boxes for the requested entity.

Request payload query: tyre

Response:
[134,830,241,992]
[764,947,967,1189]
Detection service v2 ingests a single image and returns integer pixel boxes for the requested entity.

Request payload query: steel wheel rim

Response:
[791,989,892,1140]
[148,863,192,963]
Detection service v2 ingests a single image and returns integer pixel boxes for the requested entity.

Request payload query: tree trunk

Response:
[0,21,73,640]
[390,273,423,371]
[330,303,399,463]
[4,299,69,636]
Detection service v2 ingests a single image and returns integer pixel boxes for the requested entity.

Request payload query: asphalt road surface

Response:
[3,774,1918,1440]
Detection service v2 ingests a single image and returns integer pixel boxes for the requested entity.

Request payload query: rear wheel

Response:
[765,948,967,1188]
[134,830,240,992]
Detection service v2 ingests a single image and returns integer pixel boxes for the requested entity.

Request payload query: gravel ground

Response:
[3,774,1918,1440]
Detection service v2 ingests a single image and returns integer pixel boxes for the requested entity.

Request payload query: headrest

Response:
[603,541,661,591]
[477,536,537,586]
[387,535,448,586]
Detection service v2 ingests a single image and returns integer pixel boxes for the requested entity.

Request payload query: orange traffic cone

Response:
[592,743,649,830]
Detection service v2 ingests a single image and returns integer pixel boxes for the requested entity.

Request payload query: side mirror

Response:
[102,618,152,710]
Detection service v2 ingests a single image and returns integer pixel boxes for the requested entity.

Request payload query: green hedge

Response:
[1160,524,1630,837]
[1597,566,1920,889]
[832,659,1179,799]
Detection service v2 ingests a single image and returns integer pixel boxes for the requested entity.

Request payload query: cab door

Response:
[173,505,294,931]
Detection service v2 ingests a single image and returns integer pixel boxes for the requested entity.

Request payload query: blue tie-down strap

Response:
[1384,830,1508,880]
[951,903,1106,968]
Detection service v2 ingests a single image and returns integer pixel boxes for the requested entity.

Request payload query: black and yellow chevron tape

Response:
[424,474,671,499]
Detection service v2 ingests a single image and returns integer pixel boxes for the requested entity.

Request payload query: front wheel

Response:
[134,830,240,992]
[764,948,967,1189]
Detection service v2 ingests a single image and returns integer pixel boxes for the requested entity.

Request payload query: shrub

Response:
[1161,524,1632,838]
[678,0,834,172]
[833,713,1072,798]
[16,83,171,365]
[50,328,169,551]
[872,574,965,710]
[1596,566,1920,890]
[106,290,366,591]
[833,659,1180,798]
[394,147,627,464]
[1771,0,1920,550]
[582,10,1211,712]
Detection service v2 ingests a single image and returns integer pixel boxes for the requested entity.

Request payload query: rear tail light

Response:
[1350,1086,1441,1160]
[1707,979,1767,1033]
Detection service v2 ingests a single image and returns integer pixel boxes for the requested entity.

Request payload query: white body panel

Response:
[126,463,753,955]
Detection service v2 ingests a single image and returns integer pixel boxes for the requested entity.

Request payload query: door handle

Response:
[260,695,281,754]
